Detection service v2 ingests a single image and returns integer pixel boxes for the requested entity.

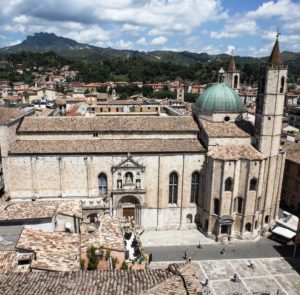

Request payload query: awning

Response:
[272,226,296,240]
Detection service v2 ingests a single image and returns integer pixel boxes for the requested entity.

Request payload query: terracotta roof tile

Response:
[200,118,254,138]
[0,252,31,273]
[208,144,265,160]
[81,214,125,252]
[16,228,80,272]
[10,139,205,154]
[0,106,25,126]
[0,200,82,222]
[0,263,200,294]
[18,116,199,133]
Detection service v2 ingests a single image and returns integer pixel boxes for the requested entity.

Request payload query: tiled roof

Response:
[17,116,199,133]
[199,118,253,137]
[0,106,25,126]
[0,263,200,295]
[0,252,31,273]
[208,144,265,160]
[16,228,80,272]
[0,200,82,222]
[81,214,125,252]
[10,139,205,154]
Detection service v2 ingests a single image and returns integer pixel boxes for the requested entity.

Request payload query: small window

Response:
[234,197,243,214]
[225,177,233,192]
[213,198,220,215]
[245,223,252,232]
[249,178,258,191]
[93,132,98,137]
[98,173,107,195]
[280,76,285,93]
[265,215,269,224]
[169,172,178,204]
[190,171,200,203]
[234,75,238,89]
[268,116,271,120]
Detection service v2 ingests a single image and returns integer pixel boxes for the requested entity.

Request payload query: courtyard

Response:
[151,257,300,295]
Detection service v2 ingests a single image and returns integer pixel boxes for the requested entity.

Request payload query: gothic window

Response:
[125,172,133,184]
[213,198,220,215]
[98,173,107,195]
[234,197,243,214]
[225,177,233,192]
[280,76,285,93]
[190,171,200,203]
[169,172,178,204]
[249,178,258,191]
[234,75,238,88]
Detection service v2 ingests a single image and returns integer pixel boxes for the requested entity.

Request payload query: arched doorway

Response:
[117,195,141,226]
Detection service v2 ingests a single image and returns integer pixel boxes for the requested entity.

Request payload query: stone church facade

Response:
[1,38,287,241]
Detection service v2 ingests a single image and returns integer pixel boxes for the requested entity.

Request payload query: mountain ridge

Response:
[1,32,299,80]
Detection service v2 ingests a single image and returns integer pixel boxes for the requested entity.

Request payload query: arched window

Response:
[265,215,269,224]
[249,178,258,191]
[234,75,238,88]
[98,173,107,195]
[280,76,285,93]
[225,177,233,192]
[125,172,133,184]
[234,197,243,214]
[213,198,220,215]
[190,171,200,203]
[169,172,178,204]
[186,214,192,224]
[245,223,252,232]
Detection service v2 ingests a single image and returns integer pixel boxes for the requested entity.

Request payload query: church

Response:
[1,37,287,241]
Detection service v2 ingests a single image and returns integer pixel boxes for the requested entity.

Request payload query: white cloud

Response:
[114,39,134,49]
[150,36,167,45]
[0,0,227,36]
[66,25,109,43]
[136,37,147,45]
[211,19,258,39]
[246,0,300,20]
[121,23,141,34]
[225,45,235,55]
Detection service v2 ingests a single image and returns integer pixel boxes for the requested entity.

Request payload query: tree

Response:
[87,245,99,271]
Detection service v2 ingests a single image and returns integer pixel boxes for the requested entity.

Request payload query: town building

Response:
[0,38,287,242]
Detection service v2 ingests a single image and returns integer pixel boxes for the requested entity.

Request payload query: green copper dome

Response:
[196,83,244,113]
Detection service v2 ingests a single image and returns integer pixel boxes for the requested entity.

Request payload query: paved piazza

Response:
[151,257,300,295]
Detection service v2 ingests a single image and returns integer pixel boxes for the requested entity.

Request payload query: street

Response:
[144,237,297,262]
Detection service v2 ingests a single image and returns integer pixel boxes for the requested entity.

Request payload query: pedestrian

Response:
[188,257,191,263]
[220,247,226,255]
[198,241,202,249]
[204,278,209,286]
[183,251,187,260]
[149,252,152,265]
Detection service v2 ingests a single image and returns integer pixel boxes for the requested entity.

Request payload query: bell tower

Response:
[254,34,288,157]
[224,55,240,91]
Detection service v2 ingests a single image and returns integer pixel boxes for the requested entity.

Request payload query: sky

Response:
[0,0,299,56]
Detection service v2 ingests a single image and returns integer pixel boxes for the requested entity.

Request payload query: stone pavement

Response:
[150,257,300,295]
[140,229,216,247]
